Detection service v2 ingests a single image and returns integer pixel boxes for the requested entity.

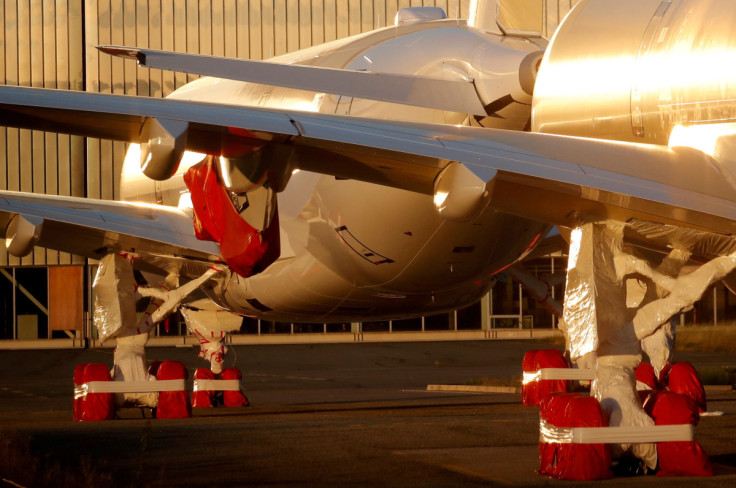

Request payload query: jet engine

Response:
[532,0,736,146]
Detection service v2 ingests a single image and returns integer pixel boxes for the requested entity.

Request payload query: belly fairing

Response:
[214,174,550,321]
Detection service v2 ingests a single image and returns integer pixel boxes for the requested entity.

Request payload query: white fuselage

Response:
[121,20,550,321]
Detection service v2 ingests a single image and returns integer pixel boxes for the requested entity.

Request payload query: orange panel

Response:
[49,266,84,331]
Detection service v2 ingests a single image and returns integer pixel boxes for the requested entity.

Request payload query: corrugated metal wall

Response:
[545,0,576,37]
[1,1,85,266]
[1,0,578,266]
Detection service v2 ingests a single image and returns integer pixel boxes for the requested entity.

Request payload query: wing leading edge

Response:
[2,85,736,239]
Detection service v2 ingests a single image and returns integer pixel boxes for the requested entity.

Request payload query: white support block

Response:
[523,368,596,384]
[541,368,596,380]
[192,379,241,392]
[540,420,694,444]
[84,379,186,394]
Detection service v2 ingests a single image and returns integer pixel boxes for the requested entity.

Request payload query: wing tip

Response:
[97,45,145,65]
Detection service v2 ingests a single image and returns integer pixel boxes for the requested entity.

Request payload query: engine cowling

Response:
[532,0,736,145]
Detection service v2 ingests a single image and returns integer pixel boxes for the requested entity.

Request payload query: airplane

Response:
[1,0,736,472]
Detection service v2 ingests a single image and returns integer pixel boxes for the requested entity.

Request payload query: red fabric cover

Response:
[522,349,568,406]
[638,389,658,414]
[192,368,216,408]
[183,158,280,277]
[635,362,659,390]
[643,391,713,477]
[222,367,249,407]
[539,393,612,480]
[155,361,191,419]
[147,360,163,378]
[667,362,707,413]
[77,363,115,421]
[73,363,90,421]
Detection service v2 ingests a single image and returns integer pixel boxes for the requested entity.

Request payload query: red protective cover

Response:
[184,158,280,277]
[147,360,163,378]
[638,389,658,414]
[222,367,249,407]
[643,391,713,477]
[539,393,612,480]
[78,363,115,421]
[667,362,707,413]
[522,349,568,406]
[155,361,191,419]
[73,363,90,421]
[192,368,216,408]
[635,362,659,391]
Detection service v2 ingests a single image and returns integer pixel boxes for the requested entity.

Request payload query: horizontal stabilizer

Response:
[97,45,488,116]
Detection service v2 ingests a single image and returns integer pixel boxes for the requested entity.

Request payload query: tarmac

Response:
[1,340,735,487]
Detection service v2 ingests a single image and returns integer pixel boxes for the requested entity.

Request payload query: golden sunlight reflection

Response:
[122,145,206,180]
[179,151,208,172]
[567,227,582,271]
[534,55,636,100]
[122,143,142,179]
[668,123,736,157]
[433,191,449,208]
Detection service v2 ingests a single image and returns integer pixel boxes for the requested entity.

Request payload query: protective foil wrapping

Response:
[595,355,657,470]
[563,222,653,469]
[633,252,736,340]
[112,333,158,408]
[561,227,598,361]
[640,321,675,379]
[562,222,630,362]
[181,306,242,374]
[93,254,138,342]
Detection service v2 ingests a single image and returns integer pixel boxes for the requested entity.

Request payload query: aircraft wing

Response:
[0,190,220,265]
[2,84,736,257]
[97,46,489,116]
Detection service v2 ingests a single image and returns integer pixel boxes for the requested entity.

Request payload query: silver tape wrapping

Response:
[540,419,575,444]
[74,384,87,400]
[522,371,541,385]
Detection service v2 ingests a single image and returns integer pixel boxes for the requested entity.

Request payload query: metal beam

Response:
[0,267,49,315]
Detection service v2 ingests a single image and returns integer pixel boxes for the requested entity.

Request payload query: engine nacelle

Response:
[433,162,490,222]
[532,0,736,145]
[4,214,43,257]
